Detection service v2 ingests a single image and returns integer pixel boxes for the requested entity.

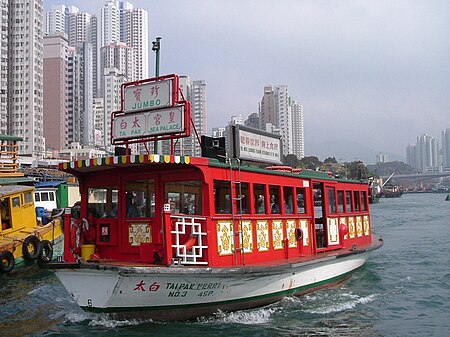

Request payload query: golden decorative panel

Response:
[128,223,151,246]
[348,216,356,238]
[272,220,284,250]
[239,220,253,253]
[216,221,234,256]
[363,215,370,236]
[299,219,309,246]
[356,216,363,237]
[286,219,297,248]
[256,220,269,252]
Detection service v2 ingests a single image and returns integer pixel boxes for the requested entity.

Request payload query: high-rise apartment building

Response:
[8,0,45,157]
[103,67,126,148]
[410,134,440,173]
[259,85,304,159]
[290,98,304,160]
[100,0,120,47]
[0,0,9,135]
[100,42,133,82]
[122,7,148,81]
[44,4,67,35]
[43,33,69,151]
[441,129,450,171]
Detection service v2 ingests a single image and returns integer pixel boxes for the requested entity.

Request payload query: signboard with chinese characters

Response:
[112,105,185,142]
[123,78,173,113]
[231,125,282,164]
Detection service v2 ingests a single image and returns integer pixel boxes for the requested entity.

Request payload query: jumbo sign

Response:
[111,74,191,145]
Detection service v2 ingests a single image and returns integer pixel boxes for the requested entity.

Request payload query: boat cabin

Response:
[1,186,37,234]
[60,154,373,267]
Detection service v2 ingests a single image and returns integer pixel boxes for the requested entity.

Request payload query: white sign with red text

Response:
[112,105,184,141]
[123,78,173,113]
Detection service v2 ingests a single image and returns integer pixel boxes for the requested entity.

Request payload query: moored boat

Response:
[0,185,64,274]
[42,74,382,321]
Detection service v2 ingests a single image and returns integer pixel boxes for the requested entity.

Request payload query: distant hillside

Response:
[305,139,404,165]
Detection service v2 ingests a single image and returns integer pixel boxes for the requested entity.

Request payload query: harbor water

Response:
[1,193,449,336]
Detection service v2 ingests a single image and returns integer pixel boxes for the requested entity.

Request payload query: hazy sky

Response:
[45,0,450,159]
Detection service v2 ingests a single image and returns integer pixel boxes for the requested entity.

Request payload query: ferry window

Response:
[354,191,360,212]
[41,192,49,202]
[361,191,368,211]
[236,182,249,214]
[214,180,231,214]
[337,191,345,213]
[24,191,33,204]
[254,184,266,214]
[165,181,202,215]
[126,180,155,218]
[1,198,12,230]
[328,188,336,214]
[12,196,20,208]
[283,187,294,214]
[49,193,55,201]
[346,191,352,212]
[34,193,40,202]
[88,187,118,218]
[297,188,306,214]
[269,185,281,214]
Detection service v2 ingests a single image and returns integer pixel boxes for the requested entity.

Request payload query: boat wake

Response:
[200,307,278,325]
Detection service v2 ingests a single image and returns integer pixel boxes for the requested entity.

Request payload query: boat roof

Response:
[0,176,35,186]
[0,185,34,198]
[59,154,363,184]
[35,181,66,188]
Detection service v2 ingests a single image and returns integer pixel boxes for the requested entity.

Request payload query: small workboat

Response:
[1,134,64,274]
[446,194,450,201]
[0,185,64,274]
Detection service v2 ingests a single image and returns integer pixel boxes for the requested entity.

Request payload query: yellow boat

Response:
[0,185,64,274]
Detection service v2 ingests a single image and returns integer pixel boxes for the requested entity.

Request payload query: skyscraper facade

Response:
[43,33,69,151]
[259,85,304,159]
[8,0,45,157]
[441,129,450,171]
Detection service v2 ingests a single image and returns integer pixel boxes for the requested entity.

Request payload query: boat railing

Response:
[170,214,208,265]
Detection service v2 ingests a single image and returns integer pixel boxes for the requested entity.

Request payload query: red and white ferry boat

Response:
[45,75,383,321]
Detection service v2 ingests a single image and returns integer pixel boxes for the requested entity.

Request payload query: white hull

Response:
[56,251,371,320]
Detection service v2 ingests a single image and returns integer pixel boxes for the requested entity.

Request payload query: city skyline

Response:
[43,0,450,159]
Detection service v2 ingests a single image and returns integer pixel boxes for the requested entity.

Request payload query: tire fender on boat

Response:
[70,219,82,255]
[38,240,53,263]
[0,250,15,273]
[22,235,41,260]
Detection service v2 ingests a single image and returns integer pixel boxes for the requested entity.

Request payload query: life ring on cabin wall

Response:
[22,235,41,260]
[70,219,82,255]
[0,250,15,273]
[295,228,303,241]
[38,240,53,264]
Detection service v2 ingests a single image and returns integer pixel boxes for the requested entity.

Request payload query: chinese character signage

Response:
[123,78,173,113]
[231,125,282,164]
[112,105,185,142]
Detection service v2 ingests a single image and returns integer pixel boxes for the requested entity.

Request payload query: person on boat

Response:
[126,192,140,218]
[270,195,280,214]
[256,194,265,214]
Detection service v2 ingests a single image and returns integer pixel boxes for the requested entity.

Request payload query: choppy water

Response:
[1,193,449,336]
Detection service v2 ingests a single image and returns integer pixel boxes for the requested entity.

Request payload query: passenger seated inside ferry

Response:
[270,195,280,214]
[126,192,140,218]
